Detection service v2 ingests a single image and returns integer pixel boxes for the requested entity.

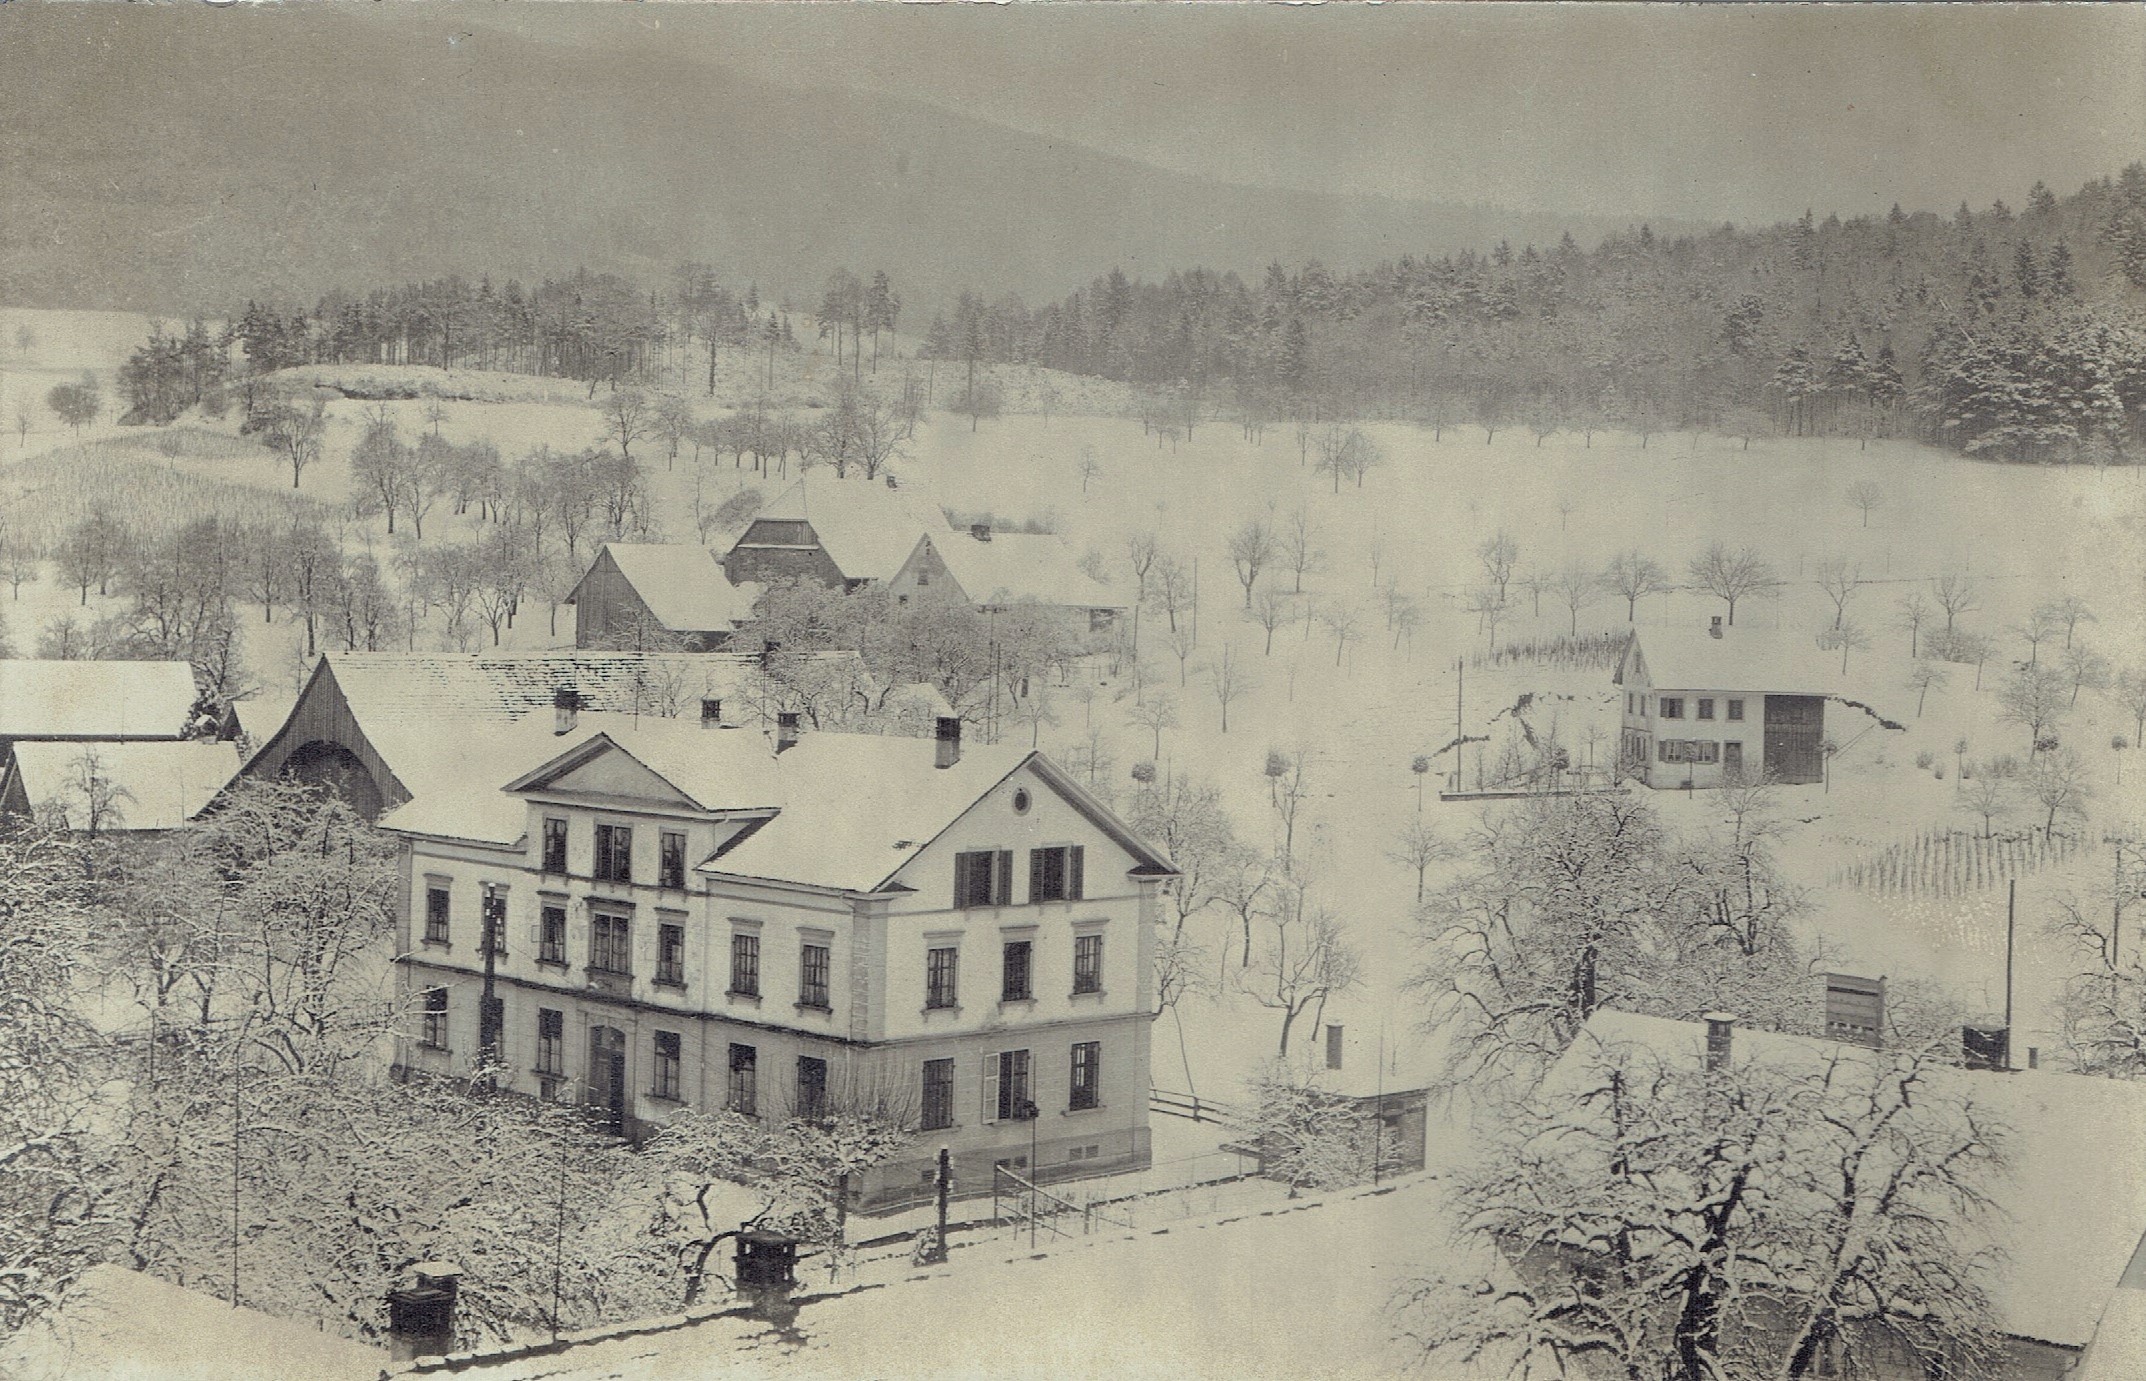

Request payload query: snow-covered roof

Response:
[2074,1274,2146,1381]
[322,650,836,726]
[1553,1009,2146,1349]
[7,740,240,831]
[574,544,763,632]
[751,477,955,582]
[930,530,1122,610]
[1620,625,1877,701]
[0,660,197,741]
[0,1264,380,1381]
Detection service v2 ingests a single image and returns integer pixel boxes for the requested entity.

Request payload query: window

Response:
[1001,940,1032,1002]
[652,1031,682,1101]
[1696,698,1716,721]
[590,913,632,975]
[1727,698,1746,721]
[539,905,567,965]
[424,886,450,945]
[594,823,633,883]
[925,947,959,1009]
[542,817,568,874]
[1657,739,1722,765]
[727,1043,757,1116]
[1072,934,1104,994]
[953,850,1012,909]
[916,569,931,587]
[480,890,507,956]
[729,932,760,997]
[921,1058,955,1131]
[799,942,831,1009]
[1625,693,1636,715]
[536,1008,564,1075]
[1028,845,1085,903]
[660,831,686,890]
[1069,1041,1101,1111]
[795,1056,827,1123]
[420,987,448,1050]
[656,922,686,987]
[1659,697,1683,720]
[993,1049,1031,1123]
[700,697,722,726]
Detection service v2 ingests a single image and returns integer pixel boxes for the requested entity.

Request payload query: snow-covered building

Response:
[0,659,202,746]
[886,524,1124,635]
[721,477,956,590]
[0,739,240,833]
[1548,1009,2146,1379]
[238,650,926,820]
[379,708,1175,1209]
[565,543,763,651]
[1614,619,1897,788]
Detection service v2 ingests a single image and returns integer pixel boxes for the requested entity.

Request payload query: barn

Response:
[721,477,955,590]
[564,543,762,651]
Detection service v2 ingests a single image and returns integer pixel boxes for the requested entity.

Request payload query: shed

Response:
[565,543,762,651]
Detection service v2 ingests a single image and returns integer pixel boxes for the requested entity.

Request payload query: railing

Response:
[1148,1087,1244,1126]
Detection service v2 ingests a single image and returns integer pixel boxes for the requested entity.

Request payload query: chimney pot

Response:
[935,716,962,768]
[1703,1011,1737,1071]
[700,697,722,728]
[971,523,992,543]
[775,712,800,754]
[1708,615,1723,639]
[553,687,580,736]
[387,1261,461,1364]
[760,638,782,671]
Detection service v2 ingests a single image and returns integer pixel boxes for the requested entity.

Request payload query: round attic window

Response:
[1011,788,1032,815]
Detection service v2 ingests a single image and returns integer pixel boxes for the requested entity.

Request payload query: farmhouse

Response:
[381,707,1175,1209]
[721,477,955,590]
[0,739,240,833]
[1614,619,1888,788]
[887,524,1124,635]
[238,650,932,820]
[564,543,763,651]
[1548,1009,2146,1380]
[0,659,204,746]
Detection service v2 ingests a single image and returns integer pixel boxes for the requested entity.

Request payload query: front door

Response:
[587,1026,627,1133]
[1723,741,1744,783]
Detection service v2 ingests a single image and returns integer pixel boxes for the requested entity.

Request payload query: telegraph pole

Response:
[2004,877,2016,1069]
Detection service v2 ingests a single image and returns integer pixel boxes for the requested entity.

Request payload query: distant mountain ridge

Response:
[0,8,1686,317]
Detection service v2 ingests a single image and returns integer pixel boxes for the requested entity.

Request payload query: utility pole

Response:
[935,1148,951,1259]
[1452,657,1465,793]
[2004,877,2016,1069]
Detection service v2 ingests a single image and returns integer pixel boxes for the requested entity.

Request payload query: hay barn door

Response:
[1762,696,1823,784]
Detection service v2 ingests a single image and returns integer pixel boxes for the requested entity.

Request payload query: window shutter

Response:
[1068,846,1085,900]
[982,1052,1000,1124]
[995,850,1013,906]
[952,852,970,909]
[1028,848,1046,904]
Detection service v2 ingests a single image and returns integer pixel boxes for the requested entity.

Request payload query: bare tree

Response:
[1600,550,1671,621]
[2024,748,2092,839]
[1130,694,1179,762]
[2061,642,2110,708]
[1387,817,1456,904]
[2015,602,2062,668]
[1242,1065,1399,1197]
[604,387,652,460]
[1166,621,1197,687]
[1687,541,1780,626]
[1998,664,2069,752]
[1476,531,1519,606]
[1893,590,1932,657]
[2117,666,2146,750]
[1816,618,1869,673]
[1242,880,1362,1057]
[1553,564,1599,634]
[1227,518,1276,609]
[1845,479,1886,527]
[1251,587,1292,655]
[1906,661,1949,717]
[1318,601,1363,667]
[1281,506,1323,594]
[1461,585,1509,646]
[2046,593,2096,649]
[1206,643,1252,732]
[1931,571,1979,634]
[1957,760,2016,837]
[1815,558,1863,629]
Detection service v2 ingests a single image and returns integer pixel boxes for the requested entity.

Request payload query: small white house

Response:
[1615,619,1862,788]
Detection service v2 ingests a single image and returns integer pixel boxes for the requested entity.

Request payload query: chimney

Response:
[759,638,781,671]
[775,712,801,754]
[1703,1011,1737,1072]
[934,716,962,769]
[552,687,580,736]
[1708,615,1723,640]
[970,523,992,543]
[700,697,722,729]
[386,1261,461,1364]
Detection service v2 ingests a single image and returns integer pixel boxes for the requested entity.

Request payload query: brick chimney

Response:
[552,687,581,736]
[1709,615,1723,640]
[700,697,722,729]
[775,711,801,754]
[1703,1011,1737,1072]
[386,1262,461,1364]
[934,717,964,769]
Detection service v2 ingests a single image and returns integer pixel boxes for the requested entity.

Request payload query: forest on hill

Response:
[920,166,2146,463]
[114,169,2146,466]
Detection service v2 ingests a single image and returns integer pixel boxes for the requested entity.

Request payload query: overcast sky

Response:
[453,2,2146,227]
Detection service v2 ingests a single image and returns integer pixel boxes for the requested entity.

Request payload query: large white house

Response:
[381,707,1174,1210]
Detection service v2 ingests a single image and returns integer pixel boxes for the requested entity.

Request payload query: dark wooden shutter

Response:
[1068,846,1085,900]
[982,1052,1000,1124]
[995,850,1013,906]
[1028,848,1046,904]
[952,852,971,909]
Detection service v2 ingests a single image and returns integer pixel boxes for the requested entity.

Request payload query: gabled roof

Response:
[927,530,1122,610]
[570,544,762,632]
[0,660,197,741]
[5,739,240,831]
[1620,625,1861,698]
[748,478,954,582]
[705,737,1175,893]
[1552,1009,2146,1350]
[503,715,786,814]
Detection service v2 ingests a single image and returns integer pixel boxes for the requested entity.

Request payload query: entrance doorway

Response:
[587,1026,627,1133]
